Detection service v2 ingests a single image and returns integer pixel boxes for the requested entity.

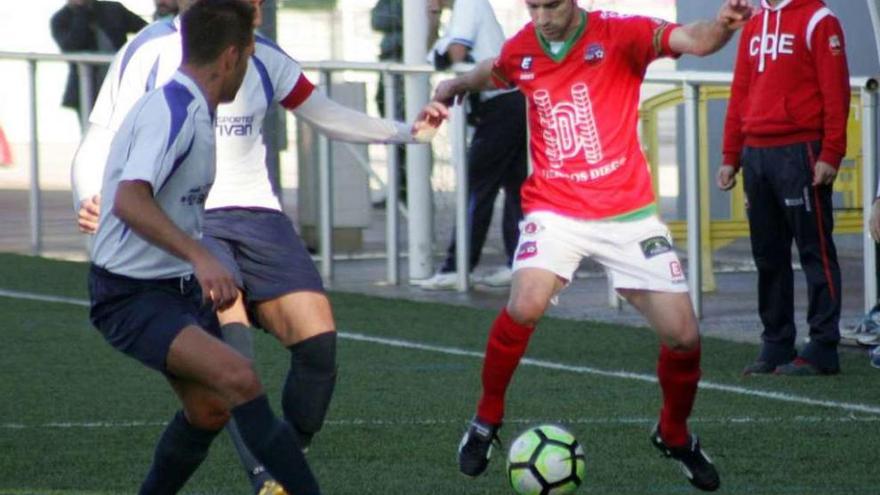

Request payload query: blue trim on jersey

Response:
[162,81,195,153]
[255,34,293,60]
[119,224,131,243]
[450,38,475,48]
[145,58,160,92]
[251,55,274,106]
[119,20,176,84]
[157,134,196,194]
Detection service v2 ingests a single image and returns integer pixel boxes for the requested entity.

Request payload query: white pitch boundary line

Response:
[3,288,880,416]
[3,414,879,431]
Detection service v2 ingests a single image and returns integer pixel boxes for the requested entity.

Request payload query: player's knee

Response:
[217,362,263,402]
[507,299,544,326]
[666,321,700,351]
[185,403,231,431]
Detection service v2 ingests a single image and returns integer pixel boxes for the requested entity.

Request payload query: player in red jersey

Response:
[433,0,755,491]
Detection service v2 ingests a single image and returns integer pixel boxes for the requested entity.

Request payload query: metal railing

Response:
[1,51,878,315]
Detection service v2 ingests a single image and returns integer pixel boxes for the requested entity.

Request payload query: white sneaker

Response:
[411,272,460,290]
[473,266,513,287]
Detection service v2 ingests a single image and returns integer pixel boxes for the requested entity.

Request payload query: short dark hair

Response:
[181,0,255,66]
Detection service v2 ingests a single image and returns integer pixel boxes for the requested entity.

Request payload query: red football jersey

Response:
[492,11,679,220]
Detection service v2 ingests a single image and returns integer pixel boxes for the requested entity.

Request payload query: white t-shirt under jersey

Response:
[92,72,215,279]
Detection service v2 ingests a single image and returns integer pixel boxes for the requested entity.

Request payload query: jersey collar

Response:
[536,10,587,62]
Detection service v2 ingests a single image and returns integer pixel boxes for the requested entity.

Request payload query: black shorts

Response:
[88,265,221,375]
[201,207,325,302]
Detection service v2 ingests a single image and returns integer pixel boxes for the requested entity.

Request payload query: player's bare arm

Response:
[432,57,496,106]
[669,0,755,56]
[113,179,238,310]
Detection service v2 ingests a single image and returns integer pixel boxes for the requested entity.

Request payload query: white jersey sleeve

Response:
[293,90,413,143]
[72,19,181,209]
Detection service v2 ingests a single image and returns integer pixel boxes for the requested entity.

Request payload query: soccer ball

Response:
[506,424,586,495]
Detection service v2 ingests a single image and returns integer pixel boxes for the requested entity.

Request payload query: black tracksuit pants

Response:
[742,141,841,370]
[440,91,528,273]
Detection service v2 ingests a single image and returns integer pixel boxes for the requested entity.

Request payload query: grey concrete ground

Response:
[1,188,871,352]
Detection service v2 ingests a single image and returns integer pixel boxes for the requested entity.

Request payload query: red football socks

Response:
[476,308,536,424]
[657,343,701,447]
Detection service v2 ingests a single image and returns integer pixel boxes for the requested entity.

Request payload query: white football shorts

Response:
[512,211,689,294]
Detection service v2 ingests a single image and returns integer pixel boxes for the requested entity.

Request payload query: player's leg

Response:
[620,289,719,491]
[139,378,228,494]
[459,212,580,477]
[165,324,321,495]
[595,216,717,491]
[618,290,700,443]
[201,226,276,492]
[88,269,320,495]
[255,291,336,450]
[210,209,337,449]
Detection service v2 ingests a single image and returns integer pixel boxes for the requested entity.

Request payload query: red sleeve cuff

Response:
[723,152,741,170]
[660,23,682,59]
[280,74,315,110]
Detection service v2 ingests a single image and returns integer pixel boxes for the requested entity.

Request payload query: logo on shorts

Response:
[584,43,605,64]
[639,236,672,259]
[522,221,542,235]
[516,241,538,260]
[669,260,685,281]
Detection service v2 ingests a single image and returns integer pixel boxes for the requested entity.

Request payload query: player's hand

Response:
[77,194,101,234]
[716,164,738,191]
[813,160,837,186]
[411,101,449,142]
[433,78,467,107]
[870,199,880,244]
[192,251,237,311]
[717,0,756,30]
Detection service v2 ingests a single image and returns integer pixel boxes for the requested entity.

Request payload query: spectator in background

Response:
[718,0,850,376]
[50,0,146,125]
[371,0,408,203]
[153,0,179,20]
[414,0,527,290]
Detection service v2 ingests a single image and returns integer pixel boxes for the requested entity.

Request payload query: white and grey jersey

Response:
[92,72,215,279]
[77,20,411,213]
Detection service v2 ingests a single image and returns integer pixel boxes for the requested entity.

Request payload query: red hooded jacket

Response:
[722,0,850,169]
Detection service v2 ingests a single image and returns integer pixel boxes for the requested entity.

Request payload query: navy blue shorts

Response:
[88,265,221,375]
[201,208,324,302]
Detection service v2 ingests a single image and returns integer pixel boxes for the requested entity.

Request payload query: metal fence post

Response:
[862,83,878,312]
[383,70,400,285]
[27,59,42,255]
[318,70,334,283]
[684,81,702,318]
[450,100,469,292]
[76,62,93,131]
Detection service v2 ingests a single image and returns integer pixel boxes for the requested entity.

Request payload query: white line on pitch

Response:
[2,414,878,430]
[2,288,879,416]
